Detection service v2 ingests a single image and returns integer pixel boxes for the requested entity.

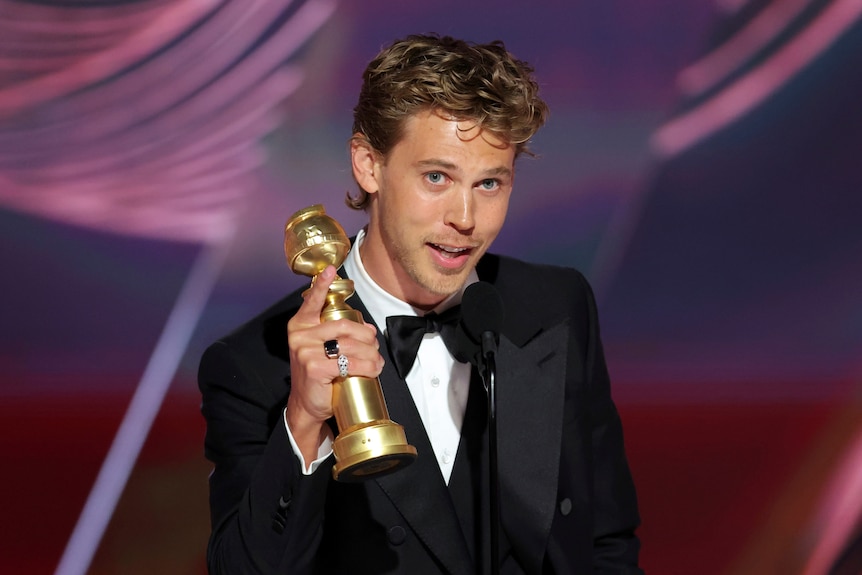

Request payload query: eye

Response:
[426,172,445,184]
[479,179,499,191]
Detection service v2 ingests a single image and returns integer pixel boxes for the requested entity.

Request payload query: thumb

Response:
[295,265,337,325]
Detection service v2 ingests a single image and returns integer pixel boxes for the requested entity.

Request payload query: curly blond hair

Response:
[346,34,549,210]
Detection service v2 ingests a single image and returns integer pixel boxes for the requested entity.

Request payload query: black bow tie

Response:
[385,305,461,379]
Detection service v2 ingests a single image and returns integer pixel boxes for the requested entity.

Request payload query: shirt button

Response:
[442,449,452,464]
[430,376,440,388]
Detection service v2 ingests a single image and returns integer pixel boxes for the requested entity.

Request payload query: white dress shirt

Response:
[285,228,475,484]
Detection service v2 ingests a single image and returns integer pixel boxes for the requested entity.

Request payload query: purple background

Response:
[1,1,860,573]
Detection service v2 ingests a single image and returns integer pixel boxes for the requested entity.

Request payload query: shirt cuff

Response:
[283,407,334,475]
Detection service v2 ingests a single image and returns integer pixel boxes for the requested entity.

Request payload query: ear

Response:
[350,134,382,197]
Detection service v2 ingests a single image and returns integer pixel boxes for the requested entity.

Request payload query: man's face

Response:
[356,110,516,309]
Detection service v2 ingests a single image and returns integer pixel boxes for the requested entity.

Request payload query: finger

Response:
[298,346,384,383]
[322,337,383,365]
[329,355,385,380]
[292,265,337,326]
[298,328,384,369]
[310,319,380,348]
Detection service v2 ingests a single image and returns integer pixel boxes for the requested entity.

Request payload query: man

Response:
[199,34,642,574]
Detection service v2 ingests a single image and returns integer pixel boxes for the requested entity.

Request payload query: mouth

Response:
[427,241,480,271]
[429,243,473,258]
[429,242,475,259]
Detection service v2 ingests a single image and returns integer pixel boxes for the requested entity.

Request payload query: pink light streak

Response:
[8,0,293,142]
[677,0,814,96]
[801,426,862,575]
[0,2,341,574]
[652,0,862,159]
[0,0,218,116]
[0,69,300,180]
[0,0,336,244]
[54,239,233,575]
[0,70,284,244]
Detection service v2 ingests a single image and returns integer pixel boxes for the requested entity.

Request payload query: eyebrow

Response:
[416,159,513,178]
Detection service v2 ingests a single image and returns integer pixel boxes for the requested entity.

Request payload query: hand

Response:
[285,265,384,459]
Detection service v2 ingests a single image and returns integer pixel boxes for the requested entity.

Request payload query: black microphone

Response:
[452,281,504,366]
[455,280,504,575]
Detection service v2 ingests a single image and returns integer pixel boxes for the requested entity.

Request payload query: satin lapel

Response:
[496,321,568,573]
[348,291,475,575]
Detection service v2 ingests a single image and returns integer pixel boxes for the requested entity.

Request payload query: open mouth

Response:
[429,243,473,258]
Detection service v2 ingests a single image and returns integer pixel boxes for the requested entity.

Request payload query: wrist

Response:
[286,399,326,448]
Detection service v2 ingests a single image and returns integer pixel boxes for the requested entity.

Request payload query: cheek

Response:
[380,193,432,239]
[480,197,510,233]
[399,193,446,225]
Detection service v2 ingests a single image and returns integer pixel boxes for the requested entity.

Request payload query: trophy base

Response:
[332,420,418,482]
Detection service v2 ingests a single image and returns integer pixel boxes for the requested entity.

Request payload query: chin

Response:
[419,271,469,299]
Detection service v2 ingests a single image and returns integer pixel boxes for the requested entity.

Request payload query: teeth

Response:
[435,244,468,253]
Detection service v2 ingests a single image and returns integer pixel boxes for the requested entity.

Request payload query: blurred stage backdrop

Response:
[1,1,861,573]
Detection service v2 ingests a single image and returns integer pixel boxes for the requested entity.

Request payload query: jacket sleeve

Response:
[199,339,334,574]
[579,272,644,574]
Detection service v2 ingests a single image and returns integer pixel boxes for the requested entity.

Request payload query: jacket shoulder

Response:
[208,284,306,366]
[477,253,598,347]
[478,253,593,306]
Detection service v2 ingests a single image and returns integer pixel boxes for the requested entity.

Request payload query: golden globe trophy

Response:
[284,204,417,481]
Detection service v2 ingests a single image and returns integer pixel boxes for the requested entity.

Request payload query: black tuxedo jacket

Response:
[199,253,642,574]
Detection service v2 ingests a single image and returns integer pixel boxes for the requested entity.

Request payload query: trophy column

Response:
[284,204,417,481]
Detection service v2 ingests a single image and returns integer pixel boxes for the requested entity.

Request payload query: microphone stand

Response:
[479,331,500,575]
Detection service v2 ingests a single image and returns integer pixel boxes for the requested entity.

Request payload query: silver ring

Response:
[323,339,339,359]
[337,354,349,378]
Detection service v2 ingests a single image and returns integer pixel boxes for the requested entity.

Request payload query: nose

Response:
[444,187,474,233]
